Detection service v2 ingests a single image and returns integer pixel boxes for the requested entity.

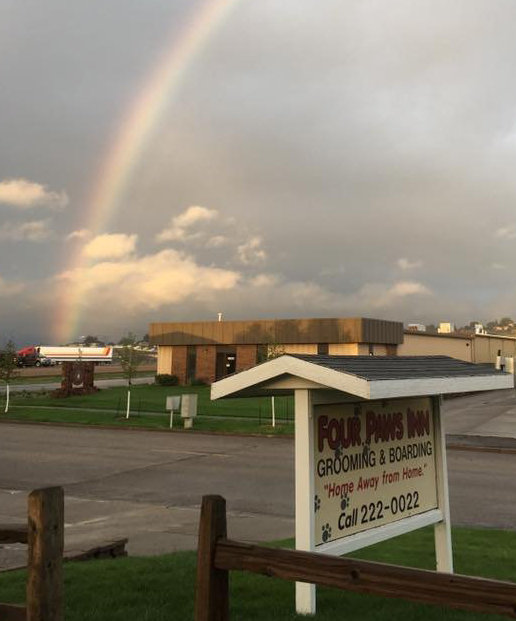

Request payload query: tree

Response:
[118,342,145,419]
[118,332,136,347]
[266,341,285,360]
[0,340,19,413]
[82,335,99,346]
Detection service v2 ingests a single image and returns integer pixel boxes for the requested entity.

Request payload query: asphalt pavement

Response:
[0,421,514,569]
[443,389,516,442]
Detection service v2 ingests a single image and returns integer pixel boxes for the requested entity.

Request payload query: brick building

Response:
[149,317,403,384]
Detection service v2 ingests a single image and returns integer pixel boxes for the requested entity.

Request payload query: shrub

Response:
[189,377,208,386]
[155,374,179,386]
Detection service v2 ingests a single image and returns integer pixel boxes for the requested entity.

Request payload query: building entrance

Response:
[216,349,236,380]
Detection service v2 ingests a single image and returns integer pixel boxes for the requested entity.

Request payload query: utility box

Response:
[181,394,198,418]
[166,396,181,411]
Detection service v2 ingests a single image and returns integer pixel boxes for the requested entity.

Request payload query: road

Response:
[0,376,154,393]
[0,423,514,569]
[16,363,156,378]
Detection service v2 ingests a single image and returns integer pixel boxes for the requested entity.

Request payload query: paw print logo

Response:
[334,446,342,459]
[314,495,321,513]
[340,493,350,512]
[362,438,371,458]
[322,523,332,543]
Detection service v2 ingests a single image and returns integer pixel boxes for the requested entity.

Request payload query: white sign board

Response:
[314,397,437,547]
[166,396,181,411]
[294,392,451,615]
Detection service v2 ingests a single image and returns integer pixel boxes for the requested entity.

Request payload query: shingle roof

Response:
[288,355,502,381]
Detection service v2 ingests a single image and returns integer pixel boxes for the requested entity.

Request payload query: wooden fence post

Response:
[195,495,229,621]
[27,487,64,621]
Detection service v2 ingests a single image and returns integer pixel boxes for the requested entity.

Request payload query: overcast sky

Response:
[2,0,516,344]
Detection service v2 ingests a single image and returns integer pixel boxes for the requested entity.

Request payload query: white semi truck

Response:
[17,345,113,367]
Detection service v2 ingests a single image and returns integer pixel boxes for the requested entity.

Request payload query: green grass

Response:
[7,384,295,422]
[0,526,514,620]
[0,406,294,436]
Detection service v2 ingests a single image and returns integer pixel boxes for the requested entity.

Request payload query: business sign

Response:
[314,397,437,547]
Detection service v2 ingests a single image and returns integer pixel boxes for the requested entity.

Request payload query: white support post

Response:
[433,395,453,573]
[271,396,276,428]
[294,389,316,614]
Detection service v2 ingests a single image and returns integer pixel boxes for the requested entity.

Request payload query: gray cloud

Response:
[2,0,516,342]
[0,219,52,242]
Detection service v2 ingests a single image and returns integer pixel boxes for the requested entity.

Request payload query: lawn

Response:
[1,405,294,435]
[0,526,514,621]
[7,384,295,423]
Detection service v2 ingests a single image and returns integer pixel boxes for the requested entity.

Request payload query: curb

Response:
[446,434,516,455]
[1,418,515,453]
[0,418,293,440]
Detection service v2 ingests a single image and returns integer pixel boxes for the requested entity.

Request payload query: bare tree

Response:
[118,343,145,419]
[0,340,19,413]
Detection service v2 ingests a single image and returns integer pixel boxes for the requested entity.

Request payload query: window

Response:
[317,343,329,355]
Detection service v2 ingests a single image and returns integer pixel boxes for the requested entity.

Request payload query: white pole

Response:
[4,384,9,413]
[295,389,316,614]
[271,396,276,428]
[433,395,453,573]
[126,389,131,419]
[169,409,174,428]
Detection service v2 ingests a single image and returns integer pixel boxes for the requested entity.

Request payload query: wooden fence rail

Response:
[195,495,516,621]
[0,487,64,621]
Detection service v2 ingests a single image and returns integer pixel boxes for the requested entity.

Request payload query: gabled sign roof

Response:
[211,355,512,401]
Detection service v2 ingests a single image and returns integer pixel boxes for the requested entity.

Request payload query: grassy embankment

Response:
[1,385,295,435]
[0,526,514,620]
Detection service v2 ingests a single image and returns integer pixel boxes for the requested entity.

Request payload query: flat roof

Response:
[151,317,403,346]
[211,354,512,401]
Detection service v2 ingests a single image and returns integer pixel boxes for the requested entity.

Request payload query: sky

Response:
[2,0,516,345]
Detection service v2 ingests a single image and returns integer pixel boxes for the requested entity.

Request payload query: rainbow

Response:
[53,0,240,343]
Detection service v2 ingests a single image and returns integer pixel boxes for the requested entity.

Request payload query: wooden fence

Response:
[0,487,63,621]
[195,495,516,620]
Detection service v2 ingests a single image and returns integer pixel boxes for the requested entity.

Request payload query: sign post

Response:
[294,390,315,614]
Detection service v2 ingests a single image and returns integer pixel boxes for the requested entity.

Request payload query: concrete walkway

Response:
[443,389,516,446]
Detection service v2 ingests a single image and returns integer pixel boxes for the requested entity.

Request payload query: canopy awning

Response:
[211,355,512,401]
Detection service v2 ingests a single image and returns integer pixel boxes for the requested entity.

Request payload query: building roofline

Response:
[404,330,471,340]
[475,332,516,341]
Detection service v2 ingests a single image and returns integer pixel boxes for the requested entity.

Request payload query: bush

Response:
[154,374,179,386]
[189,377,208,386]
